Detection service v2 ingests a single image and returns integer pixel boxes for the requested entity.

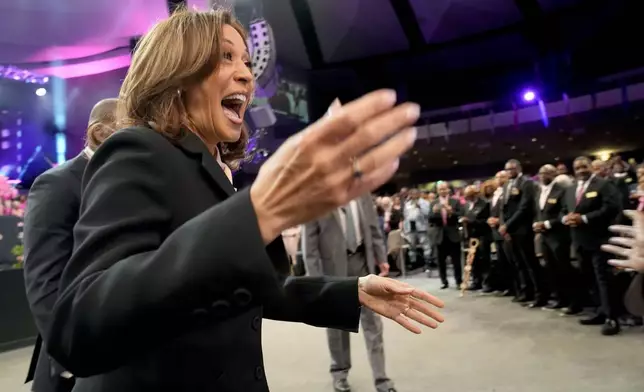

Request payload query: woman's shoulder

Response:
[105,126,174,149]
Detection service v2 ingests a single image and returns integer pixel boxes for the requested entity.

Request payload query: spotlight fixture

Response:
[522,90,536,102]
[35,88,47,97]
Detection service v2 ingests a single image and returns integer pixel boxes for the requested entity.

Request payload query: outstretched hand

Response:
[358,275,445,334]
[601,210,644,272]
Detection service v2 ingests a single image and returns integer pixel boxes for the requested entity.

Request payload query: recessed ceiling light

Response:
[453,160,458,165]
[413,150,418,155]
[554,156,560,160]
[510,145,516,150]
[440,147,447,152]
[422,164,427,168]
[540,145,545,149]
[531,138,537,142]
[568,137,573,141]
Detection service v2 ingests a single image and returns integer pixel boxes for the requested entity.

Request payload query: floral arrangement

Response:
[0,175,17,200]
[11,244,24,269]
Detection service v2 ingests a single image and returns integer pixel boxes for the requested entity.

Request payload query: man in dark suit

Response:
[23,98,117,392]
[487,171,514,294]
[562,156,622,335]
[460,185,491,291]
[429,182,463,289]
[499,159,549,307]
[305,195,396,392]
[533,164,581,314]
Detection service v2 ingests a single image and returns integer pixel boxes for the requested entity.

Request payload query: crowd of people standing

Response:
[376,156,644,336]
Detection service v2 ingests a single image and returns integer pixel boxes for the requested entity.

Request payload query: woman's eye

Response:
[223,52,233,60]
[245,61,253,69]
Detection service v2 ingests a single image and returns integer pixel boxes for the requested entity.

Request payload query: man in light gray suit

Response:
[305,194,396,392]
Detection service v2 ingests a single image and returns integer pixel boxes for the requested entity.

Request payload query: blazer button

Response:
[233,288,252,307]
[211,300,231,317]
[254,366,264,380]
[251,316,261,331]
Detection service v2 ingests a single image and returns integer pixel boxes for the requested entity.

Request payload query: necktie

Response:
[575,183,584,205]
[343,205,358,252]
[441,203,448,225]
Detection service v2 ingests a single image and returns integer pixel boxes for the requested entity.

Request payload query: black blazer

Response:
[489,189,505,242]
[23,154,87,392]
[46,127,361,392]
[428,198,462,244]
[463,198,490,240]
[503,175,537,236]
[534,182,569,247]
[562,176,621,250]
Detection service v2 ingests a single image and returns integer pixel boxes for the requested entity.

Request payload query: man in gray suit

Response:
[305,194,396,392]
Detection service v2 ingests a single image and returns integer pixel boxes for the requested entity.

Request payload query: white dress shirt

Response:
[339,200,363,245]
[539,182,555,210]
[492,187,503,206]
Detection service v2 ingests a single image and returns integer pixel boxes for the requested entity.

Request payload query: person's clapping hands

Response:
[601,210,644,272]
[358,275,445,333]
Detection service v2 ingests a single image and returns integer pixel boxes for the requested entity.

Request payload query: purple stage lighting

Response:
[522,90,536,102]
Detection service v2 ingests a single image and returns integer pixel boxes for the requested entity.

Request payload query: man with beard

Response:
[499,159,549,307]
[533,165,582,314]
[562,156,621,335]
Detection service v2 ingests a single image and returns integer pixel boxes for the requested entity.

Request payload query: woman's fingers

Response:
[411,289,445,309]
[392,313,422,334]
[309,89,397,141]
[608,259,632,269]
[608,236,636,248]
[410,297,445,323]
[608,225,635,237]
[353,127,417,182]
[337,103,420,160]
[601,243,630,258]
[405,308,440,329]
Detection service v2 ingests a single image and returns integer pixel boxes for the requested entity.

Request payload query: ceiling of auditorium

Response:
[0,0,624,77]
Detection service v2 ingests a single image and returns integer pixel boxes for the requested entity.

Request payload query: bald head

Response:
[538,164,557,185]
[88,98,118,125]
[591,159,609,178]
[495,170,509,186]
[85,98,118,151]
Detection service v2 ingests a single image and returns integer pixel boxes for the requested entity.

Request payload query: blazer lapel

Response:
[177,133,235,197]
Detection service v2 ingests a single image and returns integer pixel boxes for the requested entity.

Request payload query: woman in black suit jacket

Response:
[46,8,443,392]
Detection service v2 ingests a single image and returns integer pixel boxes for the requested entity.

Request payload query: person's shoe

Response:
[561,305,583,316]
[496,289,513,297]
[579,314,606,326]
[601,319,620,336]
[513,295,531,303]
[440,283,449,290]
[544,302,566,310]
[527,299,549,309]
[333,379,351,392]
[481,286,495,294]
